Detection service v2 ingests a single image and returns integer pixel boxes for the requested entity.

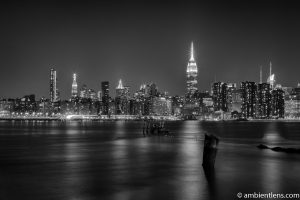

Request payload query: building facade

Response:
[271,88,285,118]
[101,81,110,115]
[256,83,271,118]
[212,82,228,112]
[115,79,129,114]
[50,68,59,103]
[241,81,257,118]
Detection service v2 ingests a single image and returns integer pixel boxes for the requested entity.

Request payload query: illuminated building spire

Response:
[116,79,125,98]
[269,61,272,79]
[267,61,275,89]
[117,79,124,89]
[260,66,262,84]
[186,41,198,96]
[71,73,78,98]
[73,73,77,83]
[190,42,194,61]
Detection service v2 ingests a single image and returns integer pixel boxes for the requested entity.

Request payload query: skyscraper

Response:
[97,91,102,101]
[227,83,237,112]
[257,83,272,118]
[102,81,109,98]
[123,86,130,99]
[116,79,124,97]
[79,84,88,98]
[115,79,128,114]
[284,84,300,119]
[186,42,198,96]
[88,89,97,101]
[50,68,59,103]
[241,81,257,118]
[267,62,275,89]
[212,82,228,112]
[101,81,110,115]
[271,88,285,118]
[71,73,78,98]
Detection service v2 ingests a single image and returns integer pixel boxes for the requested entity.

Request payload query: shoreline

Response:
[0,117,300,122]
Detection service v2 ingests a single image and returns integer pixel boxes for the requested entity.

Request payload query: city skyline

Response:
[1,43,298,100]
[0,55,298,100]
[0,35,299,101]
[1,1,300,99]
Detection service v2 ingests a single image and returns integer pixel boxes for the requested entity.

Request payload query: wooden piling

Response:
[202,134,219,169]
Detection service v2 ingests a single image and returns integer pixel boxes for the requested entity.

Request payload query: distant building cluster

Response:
[208,80,286,119]
[181,44,296,120]
[0,42,299,120]
[0,72,173,117]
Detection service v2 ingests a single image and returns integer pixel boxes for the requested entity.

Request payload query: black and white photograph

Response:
[1,0,300,199]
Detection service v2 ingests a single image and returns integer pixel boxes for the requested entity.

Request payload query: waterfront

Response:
[0,121,300,200]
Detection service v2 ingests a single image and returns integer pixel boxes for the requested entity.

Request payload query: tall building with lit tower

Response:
[186,42,198,96]
[50,68,59,103]
[71,73,78,98]
[267,62,275,89]
[116,79,125,97]
[115,79,130,115]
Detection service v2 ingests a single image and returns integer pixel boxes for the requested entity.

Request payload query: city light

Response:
[0,42,299,121]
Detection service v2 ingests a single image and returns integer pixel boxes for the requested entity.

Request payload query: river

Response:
[0,120,299,199]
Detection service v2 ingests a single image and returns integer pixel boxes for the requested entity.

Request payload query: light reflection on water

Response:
[62,141,87,198]
[0,121,300,200]
[261,159,282,193]
[262,122,285,144]
[175,139,208,200]
[175,121,208,199]
[115,120,126,136]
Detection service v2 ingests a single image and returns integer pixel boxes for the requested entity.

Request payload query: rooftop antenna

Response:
[269,61,272,79]
[190,42,194,61]
[260,65,262,84]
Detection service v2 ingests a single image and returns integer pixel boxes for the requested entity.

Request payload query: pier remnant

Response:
[257,144,300,153]
[257,144,269,149]
[142,119,171,136]
[202,134,219,169]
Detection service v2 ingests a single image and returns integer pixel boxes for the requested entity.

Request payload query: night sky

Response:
[1,1,300,100]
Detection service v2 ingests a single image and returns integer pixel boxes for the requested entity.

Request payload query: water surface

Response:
[0,120,300,200]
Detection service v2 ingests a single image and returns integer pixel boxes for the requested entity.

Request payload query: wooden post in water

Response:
[202,134,219,169]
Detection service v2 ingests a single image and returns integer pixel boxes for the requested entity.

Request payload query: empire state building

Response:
[186,42,198,95]
[71,73,78,98]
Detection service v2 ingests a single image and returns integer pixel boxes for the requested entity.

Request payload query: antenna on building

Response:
[260,65,262,84]
[269,61,272,79]
[190,42,194,61]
